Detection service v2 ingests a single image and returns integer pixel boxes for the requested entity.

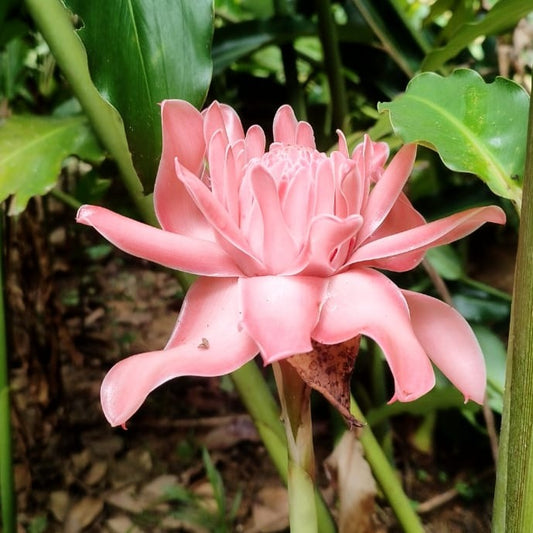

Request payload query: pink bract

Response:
[76,100,506,427]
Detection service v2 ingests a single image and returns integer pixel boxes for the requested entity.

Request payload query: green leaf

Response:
[422,0,533,71]
[425,245,464,280]
[63,0,214,189]
[0,115,104,215]
[452,290,511,323]
[378,69,528,208]
[472,324,506,413]
[365,387,478,426]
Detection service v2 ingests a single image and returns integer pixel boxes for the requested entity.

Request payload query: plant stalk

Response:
[0,211,16,533]
[492,71,533,532]
[273,361,318,533]
[351,396,425,532]
[315,0,349,133]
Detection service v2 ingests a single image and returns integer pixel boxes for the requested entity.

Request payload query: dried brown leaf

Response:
[64,496,104,533]
[325,432,377,533]
[288,338,362,428]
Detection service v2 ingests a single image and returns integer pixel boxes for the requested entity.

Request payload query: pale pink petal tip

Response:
[75,204,92,224]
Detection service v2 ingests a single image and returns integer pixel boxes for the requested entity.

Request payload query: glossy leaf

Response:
[0,115,104,215]
[422,0,533,71]
[63,0,214,189]
[379,69,528,208]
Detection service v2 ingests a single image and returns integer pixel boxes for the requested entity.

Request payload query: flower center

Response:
[257,144,326,186]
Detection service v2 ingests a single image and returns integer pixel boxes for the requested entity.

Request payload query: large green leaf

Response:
[378,69,528,208]
[63,0,213,188]
[422,0,533,71]
[0,115,104,215]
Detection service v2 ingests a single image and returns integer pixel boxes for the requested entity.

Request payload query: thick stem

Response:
[492,74,533,532]
[351,396,425,532]
[273,361,318,533]
[24,0,157,226]
[0,211,16,533]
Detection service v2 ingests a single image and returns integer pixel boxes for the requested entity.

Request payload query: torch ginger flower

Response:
[76,100,506,427]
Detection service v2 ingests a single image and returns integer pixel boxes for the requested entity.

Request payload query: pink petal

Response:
[175,160,266,276]
[101,277,258,426]
[203,101,245,145]
[313,269,436,402]
[352,135,389,175]
[357,193,427,271]
[295,120,316,148]
[239,275,327,363]
[358,144,417,244]
[273,105,298,144]
[281,165,315,242]
[350,206,506,271]
[402,290,486,404]
[245,124,266,160]
[336,129,349,157]
[249,165,299,272]
[300,214,363,276]
[154,100,212,238]
[76,205,243,276]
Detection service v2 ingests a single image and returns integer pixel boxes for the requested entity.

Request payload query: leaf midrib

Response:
[403,93,509,185]
[126,0,152,114]
[0,117,84,168]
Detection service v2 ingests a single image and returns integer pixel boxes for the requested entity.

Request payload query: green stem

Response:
[315,0,348,133]
[351,396,425,533]
[24,0,157,226]
[492,71,533,532]
[273,361,318,533]
[0,211,16,533]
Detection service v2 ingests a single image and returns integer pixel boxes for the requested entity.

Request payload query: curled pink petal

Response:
[101,277,258,426]
[351,205,506,270]
[239,275,327,363]
[154,100,211,238]
[313,269,436,402]
[76,205,242,276]
[300,214,363,276]
[175,160,266,275]
[402,290,486,404]
[273,105,298,144]
[203,100,245,145]
[249,165,299,272]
